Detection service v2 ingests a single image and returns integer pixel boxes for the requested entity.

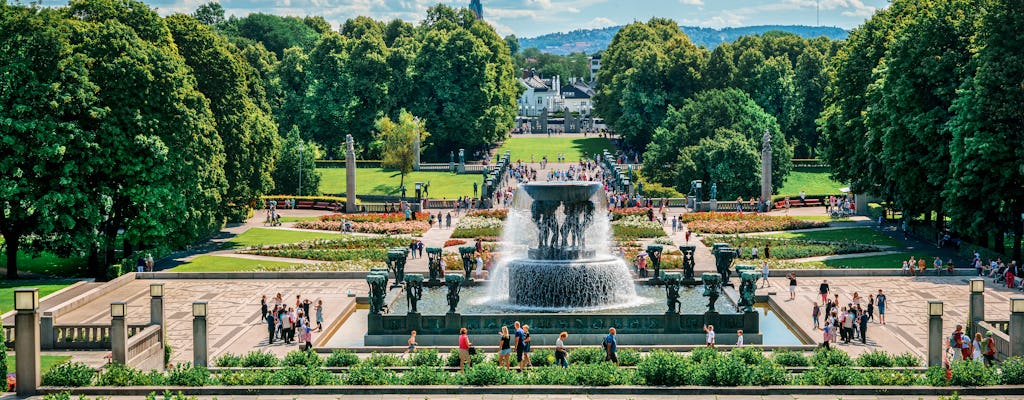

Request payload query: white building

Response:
[517,70,595,117]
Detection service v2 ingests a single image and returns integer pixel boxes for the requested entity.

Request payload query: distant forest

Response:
[519,25,849,54]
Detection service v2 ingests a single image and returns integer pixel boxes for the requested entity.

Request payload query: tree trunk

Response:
[103,227,117,281]
[4,233,19,280]
[88,244,101,280]
[936,210,944,232]
[995,229,1006,255]
[123,238,133,262]
[1015,216,1023,263]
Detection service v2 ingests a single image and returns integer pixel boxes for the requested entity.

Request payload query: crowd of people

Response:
[260,294,323,350]
[813,283,887,348]
[450,323,619,372]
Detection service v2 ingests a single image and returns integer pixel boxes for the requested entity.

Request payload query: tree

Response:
[675,129,761,199]
[271,126,321,196]
[0,5,99,279]
[375,110,429,190]
[947,0,1024,260]
[504,34,519,55]
[224,13,321,57]
[192,2,224,26]
[790,47,827,157]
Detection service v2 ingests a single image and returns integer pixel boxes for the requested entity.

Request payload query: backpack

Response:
[949,334,959,348]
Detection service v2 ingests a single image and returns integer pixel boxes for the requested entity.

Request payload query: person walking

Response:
[819,280,830,304]
[514,321,527,371]
[521,325,533,368]
[952,325,970,361]
[867,294,875,322]
[972,332,984,362]
[812,302,821,330]
[497,326,512,370]
[876,289,887,325]
[265,310,276,344]
[983,331,996,366]
[761,261,770,288]
[842,308,855,344]
[603,327,618,365]
[764,243,771,259]
[458,327,473,372]
[555,332,569,368]
[260,295,268,324]
[788,272,797,300]
[404,330,418,356]
[858,309,869,344]
[736,330,744,347]
[281,307,294,344]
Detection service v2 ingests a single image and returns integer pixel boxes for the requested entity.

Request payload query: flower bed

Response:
[319,212,429,223]
[702,236,881,259]
[451,216,504,239]
[443,239,467,247]
[294,220,429,235]
[611,207,653,221]
[680,212,827,234]
[612,215,665,240]
[466,209,508,220]
[239,237,411,263]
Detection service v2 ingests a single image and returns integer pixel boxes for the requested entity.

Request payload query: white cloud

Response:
[679,0,704,5]
[579,16,615,29]
[698,11,745,28]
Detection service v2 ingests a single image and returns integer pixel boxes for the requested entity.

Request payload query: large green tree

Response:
[675,129,762,200]
[271,126,321,196]
[375,110,430,190]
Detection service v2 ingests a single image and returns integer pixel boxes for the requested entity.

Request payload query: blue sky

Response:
[108,0,891,37]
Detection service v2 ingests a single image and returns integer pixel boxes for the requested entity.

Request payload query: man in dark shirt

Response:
[819,280,830,303]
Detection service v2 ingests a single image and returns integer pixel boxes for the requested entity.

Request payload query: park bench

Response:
[296,201,315,209]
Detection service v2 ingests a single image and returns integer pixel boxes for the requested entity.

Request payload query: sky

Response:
[86,0,892,38]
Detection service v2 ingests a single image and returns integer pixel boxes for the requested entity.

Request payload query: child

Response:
[736,330,744,347]
[822,324,831,349]
[812,302,821,330]
[404,330,418,356]
[704,324,715,348]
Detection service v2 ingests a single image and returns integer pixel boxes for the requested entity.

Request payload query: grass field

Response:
[220,228,344,249]
[0,250,88,278]
[818,253,915,269]
[496,137,614,162]
[318,168,480,199]
[170,255,304,272]
[0,279,79,313]
[4,354,71,375]
[762,228,904,247]
[777,167,845,198]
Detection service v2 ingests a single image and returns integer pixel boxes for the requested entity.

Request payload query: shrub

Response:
[167,364,211,387]
[855,350,893,367]
[810,348,852,367]
[401,365,451,385]
[96,364,164,387]
[568,346,606,365]
[892,352,923,367]
[798,366,865,385]
[241,350,279,367]
[772,350,809,367]
[282,350,323,368]
[213,353,242,368]
[751,362,789,386]
[1001,357,1024,384]
[446,349,486,368]
[637,350,691,386]
[689,347,720,364]
[863,370,917,386]
[617,348,642,367]
[949,360,997,386]
[730,347,768,365]
[702,355,751,386]
[569,362,624,386]
[409,348,443,367]
[530,348,555,367]
[343,364,395,385]
[42,362,95,387]
[363,352,404,367]
[458,363,519,386]
[217,369,273,386]
[524,366,573,385]
[271,366,338,386]
[923,365,951,386]
[325,349,360,367]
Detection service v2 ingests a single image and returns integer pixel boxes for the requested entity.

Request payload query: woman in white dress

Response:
[972,332,984,362]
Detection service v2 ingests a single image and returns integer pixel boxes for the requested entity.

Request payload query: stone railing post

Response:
[969,278,984,335]
[193,302,209,367]
[39,312,54,350]
[110,302,128,364]
[14,288,40,397]
[928,301,943,367]
[1010,297,1024,357]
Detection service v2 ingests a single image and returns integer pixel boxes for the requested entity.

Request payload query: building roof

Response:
[521,76,550,91]
[561,81,594,99]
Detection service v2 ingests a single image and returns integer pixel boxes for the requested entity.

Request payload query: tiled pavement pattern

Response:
[764,275,1015,358]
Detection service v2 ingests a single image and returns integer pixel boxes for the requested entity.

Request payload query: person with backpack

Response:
[983,331,997,366]
[603,327,618,365]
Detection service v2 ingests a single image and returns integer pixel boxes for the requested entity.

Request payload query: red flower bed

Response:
[444,239,467,247]
[318,212,429,223]
[679,212,827,234]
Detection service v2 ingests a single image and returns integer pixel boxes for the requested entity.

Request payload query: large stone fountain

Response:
[502,182,637,309]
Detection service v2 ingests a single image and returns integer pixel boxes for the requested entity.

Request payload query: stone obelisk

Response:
[345,134,357,213]
[760,129,772,211]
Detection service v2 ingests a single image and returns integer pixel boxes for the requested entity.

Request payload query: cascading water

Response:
[485,181,640,310]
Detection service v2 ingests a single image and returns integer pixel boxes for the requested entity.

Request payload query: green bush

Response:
[772,350,809,367]
[167,364,211,387]
[144,391,196,400]
[458,363,520,386]
[798,366,865,385]
[217,369,273,386]
[568,346,606,364]
[401,365,451,385]
[523,367,573,385]
[855,350,893,367]
[569,362,625,386]
[1001,357,1024,384]
[751,362,789,386]
[343,364,396,385]
[529,348,555,367]
[42,362,95,387]
[892,352,923,367]
[637,350,691,386]
[445,349,486,368]
[730,347,768,365]
[689,347,720,364]
[96,364,165,386]
[810,348,852,367]
[271,366,338,386]
[863,369,917,386]
[282,350,323,368]
[241,350,279,367]
[409,348,443,367]
[618,348,642,367]
[362,352,404,367]
[325,349,359,367]
[702,355,751,386]
[923,365,951,386]
[213,353,242,368]
[950,360,997,386]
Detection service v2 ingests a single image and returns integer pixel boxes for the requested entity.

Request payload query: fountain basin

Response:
[506,257,635,309]
[521,181,601,202]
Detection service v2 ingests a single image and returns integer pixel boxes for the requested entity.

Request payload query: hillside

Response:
[519,25,849,54]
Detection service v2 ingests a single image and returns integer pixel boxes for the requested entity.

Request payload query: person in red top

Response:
[458,327,472,372]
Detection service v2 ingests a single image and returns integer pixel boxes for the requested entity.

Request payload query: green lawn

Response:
[762,228,904,247]
[495,137,614,162]
[0,250,88,278]
[318,168,481,199]
[777,167,845,198]
[278,216,319,223]
[220,228,344,249]
[4,354,71,375]
[170,255,304,272]
[0,279,80,313]
[818,253,916,269]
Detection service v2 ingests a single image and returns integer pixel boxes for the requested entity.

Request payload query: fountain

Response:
[495,182,638,309]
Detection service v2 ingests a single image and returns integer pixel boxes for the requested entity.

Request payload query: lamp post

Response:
[928,300,943,367]
[297,141,305,197]
[14,289,40,397]
[110,302,127,364]
[1011,297,1024,357]
[969,278,984,335]
[193,302,209,367]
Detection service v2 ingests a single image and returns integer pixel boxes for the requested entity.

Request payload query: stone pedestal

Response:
[928,314,943,367]
[413,135,421,171]
[709,200,718,212]
[970,291,984,336]
[1011,311,1024,357]
[193,316,208,368]
[15,310,40,397]
[111,314,127,364]
[760,129,772,206]
[151,296,165,343]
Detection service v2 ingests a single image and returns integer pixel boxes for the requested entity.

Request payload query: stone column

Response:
[345,134,357,213]
[193,302,209,368]
[150,283,165,343]
[969,278,984,335]
[1011,297,1024,357]
[110,302,128,364]
[39,312,54,350]
[760,129,772,211]
[457,149,466,174]
[928,300,943,367]
[14,288,40,397]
